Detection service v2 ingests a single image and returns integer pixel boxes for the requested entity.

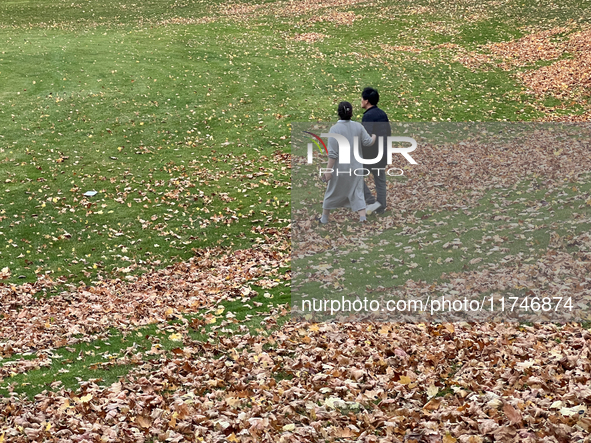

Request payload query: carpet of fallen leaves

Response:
[306,11,361,26]
[455,26,591,102]
[456,27,569,71]
[2,321,591,442]
[217,0,366,23]
[538,109,591,123]
[0,230,289,381]
[292,33,329,44]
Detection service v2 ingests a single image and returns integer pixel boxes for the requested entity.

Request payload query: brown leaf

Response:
[423,397,443,411]
[136,415,152,428]
[503,403,522,425]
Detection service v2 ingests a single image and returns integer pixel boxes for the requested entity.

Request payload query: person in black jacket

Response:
[360,87,391,215]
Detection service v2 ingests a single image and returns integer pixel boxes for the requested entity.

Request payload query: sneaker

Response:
[366,201,382,215]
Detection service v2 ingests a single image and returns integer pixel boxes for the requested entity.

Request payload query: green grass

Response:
[0,24,294,284]
[1,0,589,285]
[2,0,591,401]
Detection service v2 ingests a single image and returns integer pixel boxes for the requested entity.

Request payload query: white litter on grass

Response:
[83,190,98,197]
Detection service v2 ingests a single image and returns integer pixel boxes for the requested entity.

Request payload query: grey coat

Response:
[322,120,374,212]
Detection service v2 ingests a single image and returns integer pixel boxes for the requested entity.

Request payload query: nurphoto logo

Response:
[305,132,418,177]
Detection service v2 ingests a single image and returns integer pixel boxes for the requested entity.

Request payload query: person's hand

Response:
[324,172,332,182]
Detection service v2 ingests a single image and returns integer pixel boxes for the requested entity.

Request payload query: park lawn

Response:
[1,0,590,286]
[1,0,591,424]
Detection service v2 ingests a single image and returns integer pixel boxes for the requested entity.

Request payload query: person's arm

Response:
[361,125,376,147]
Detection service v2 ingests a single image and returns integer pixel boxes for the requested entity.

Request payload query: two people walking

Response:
[320,87,391,224]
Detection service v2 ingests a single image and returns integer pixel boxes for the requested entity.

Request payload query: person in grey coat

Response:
[320,101,376,224]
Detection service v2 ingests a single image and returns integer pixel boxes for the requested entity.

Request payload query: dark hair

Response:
[362,87,379,106]
[337,101,353,120]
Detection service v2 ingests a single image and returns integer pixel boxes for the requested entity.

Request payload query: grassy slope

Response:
[1,0,591,398]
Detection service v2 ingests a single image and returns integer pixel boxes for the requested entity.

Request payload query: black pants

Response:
[363,168,387,211]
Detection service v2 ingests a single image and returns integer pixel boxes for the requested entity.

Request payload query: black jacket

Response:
[361,106,391,169]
